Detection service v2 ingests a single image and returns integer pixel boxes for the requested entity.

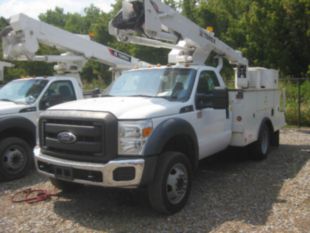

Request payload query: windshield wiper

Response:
[130,95,153,98]
[0,98,15,103]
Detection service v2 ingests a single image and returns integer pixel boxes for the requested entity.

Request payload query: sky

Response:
[0,0,115,19]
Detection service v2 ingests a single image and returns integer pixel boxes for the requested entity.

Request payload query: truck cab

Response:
[0,76,82,181]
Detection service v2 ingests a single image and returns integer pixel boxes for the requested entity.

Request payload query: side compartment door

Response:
[193,70,231,159]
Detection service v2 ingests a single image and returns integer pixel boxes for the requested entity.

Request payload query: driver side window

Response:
[39,81,76,110]
[196,71,220,109]
[197,71,220,94]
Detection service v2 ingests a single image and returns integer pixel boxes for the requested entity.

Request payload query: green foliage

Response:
[164,0,179,9]
[200,0,310,77]
[39,7,66,28]
[281,79,310,126]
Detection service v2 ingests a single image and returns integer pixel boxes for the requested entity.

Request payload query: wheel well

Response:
[0,128,35,148]
[264,118,274,135]
[262,118,277,144]
[162,134,197,170]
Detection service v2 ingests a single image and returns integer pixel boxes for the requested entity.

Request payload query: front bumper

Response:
[34,147,145,188]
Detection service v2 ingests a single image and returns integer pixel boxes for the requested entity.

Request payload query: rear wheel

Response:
[50,178,83,193]
[249,124,271,160]
[0,137,33,181]
[148,151,192,214]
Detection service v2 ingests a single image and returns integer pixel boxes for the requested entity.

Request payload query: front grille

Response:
[39,111,118,163]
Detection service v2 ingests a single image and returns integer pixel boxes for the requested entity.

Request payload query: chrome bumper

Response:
[34,147,145,188]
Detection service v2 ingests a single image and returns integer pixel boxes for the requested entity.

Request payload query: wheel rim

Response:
[3,145,26,173]
[166,163,188,205]
[261,128,269,154]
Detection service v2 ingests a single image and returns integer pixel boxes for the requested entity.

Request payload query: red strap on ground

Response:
[11,188,60,204]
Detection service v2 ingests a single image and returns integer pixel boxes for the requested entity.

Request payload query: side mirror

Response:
[39,99,50,110]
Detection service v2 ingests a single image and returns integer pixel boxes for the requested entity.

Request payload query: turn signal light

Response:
[142,127,153,137]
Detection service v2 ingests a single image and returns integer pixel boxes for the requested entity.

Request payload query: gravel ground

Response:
[0,128,309,233]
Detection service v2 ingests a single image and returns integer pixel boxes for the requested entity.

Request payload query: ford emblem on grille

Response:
[57,131,77,144]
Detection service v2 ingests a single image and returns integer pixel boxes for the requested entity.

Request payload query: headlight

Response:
[118,120,153,155]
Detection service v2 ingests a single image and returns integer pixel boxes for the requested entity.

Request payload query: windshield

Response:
[0,79,48,104]
[107,68,196,101]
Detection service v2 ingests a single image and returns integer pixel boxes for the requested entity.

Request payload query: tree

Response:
[194,0,309,77]
[39,7,66,28]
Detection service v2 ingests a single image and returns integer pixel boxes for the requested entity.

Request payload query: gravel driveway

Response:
[0,128,309,233]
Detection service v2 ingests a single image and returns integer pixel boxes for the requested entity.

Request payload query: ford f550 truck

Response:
[34,0,285,214]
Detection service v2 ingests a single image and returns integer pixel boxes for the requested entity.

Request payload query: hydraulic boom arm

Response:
[109,0,248,66]
[1,13,148,75]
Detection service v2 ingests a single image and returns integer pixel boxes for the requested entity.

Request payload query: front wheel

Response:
[0,137,33,181]
[148,151,192,214]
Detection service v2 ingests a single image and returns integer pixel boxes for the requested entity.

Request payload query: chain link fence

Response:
[280,77,310,127]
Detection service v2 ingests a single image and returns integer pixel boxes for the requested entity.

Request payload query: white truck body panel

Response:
[230,89,285,146]
[235,67,279,89]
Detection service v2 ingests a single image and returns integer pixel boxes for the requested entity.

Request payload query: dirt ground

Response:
[0,128,309,233]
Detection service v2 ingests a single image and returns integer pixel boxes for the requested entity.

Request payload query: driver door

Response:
[38,80,77,112]
[193,70,231,159]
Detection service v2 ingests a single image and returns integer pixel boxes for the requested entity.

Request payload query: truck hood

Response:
[0,101,27,116]
[49,97,186,119]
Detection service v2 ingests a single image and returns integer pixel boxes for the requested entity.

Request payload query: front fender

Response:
[0,116,36,141]
[144,118,199,166]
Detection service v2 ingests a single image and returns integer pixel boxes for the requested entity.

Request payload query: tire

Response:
[0,137,33,181]
[249,123,271,160]
[147,151,192,214]
[50,178,83,193]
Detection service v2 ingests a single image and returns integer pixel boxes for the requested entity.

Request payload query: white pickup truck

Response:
[0,76,83,181]
[34,65,285,213]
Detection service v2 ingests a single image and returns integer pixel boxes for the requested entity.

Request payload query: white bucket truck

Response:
[34,0,285,214]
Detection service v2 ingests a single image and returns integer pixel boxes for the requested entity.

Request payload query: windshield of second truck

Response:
[107,68,196,102]
[0,79,48,104]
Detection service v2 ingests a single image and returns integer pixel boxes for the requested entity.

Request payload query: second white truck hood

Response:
[49,97,185,119]
[0,101,26,116]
